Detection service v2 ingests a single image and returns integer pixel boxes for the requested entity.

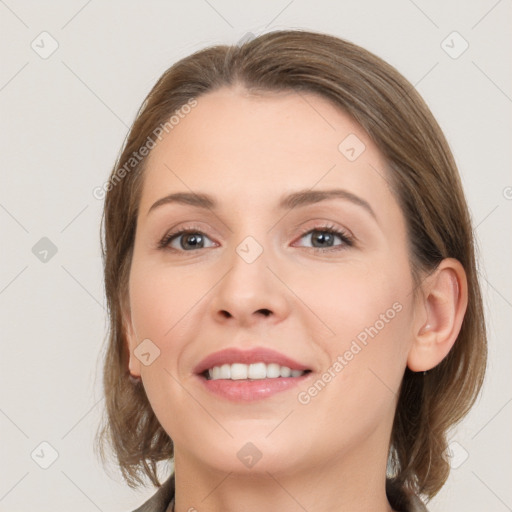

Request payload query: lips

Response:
[194,347,314,402]
[193,347,311,377]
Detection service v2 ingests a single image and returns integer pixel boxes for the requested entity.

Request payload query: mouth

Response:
[193,347,313,400]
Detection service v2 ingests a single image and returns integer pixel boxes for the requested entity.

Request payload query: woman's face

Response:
[125,87,420,477]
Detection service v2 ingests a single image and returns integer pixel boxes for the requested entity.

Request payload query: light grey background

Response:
[1,1,511,511]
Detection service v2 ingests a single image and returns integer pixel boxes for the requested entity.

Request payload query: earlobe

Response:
[407,258,468,372]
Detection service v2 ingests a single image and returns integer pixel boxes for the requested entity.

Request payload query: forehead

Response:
[139,86,399,220]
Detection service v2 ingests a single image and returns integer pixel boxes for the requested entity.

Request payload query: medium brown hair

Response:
[96,29,487,508]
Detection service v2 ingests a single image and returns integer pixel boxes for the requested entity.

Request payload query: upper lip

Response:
[194,347,311,375]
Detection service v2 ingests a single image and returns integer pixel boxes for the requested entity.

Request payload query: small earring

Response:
[129,373,142,384]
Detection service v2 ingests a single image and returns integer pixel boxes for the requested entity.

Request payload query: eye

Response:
[158,228,217,251]
[294,224,354,251]
[157,223,354,253]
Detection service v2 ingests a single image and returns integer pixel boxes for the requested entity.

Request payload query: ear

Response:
[407,258,468,372]
[122,298,142,378]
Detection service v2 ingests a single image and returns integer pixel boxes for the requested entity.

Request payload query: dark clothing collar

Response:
[131,474,429,512]
[131,475,174,512]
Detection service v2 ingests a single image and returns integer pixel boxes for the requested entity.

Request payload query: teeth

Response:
[220,363,231,378]
[207,362,307,381]
[230,363,247,380]
[266,363,281,378]
[280,366,291,378]
[248,362,266,379]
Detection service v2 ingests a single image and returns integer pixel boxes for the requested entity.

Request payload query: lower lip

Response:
[197,374,311,402]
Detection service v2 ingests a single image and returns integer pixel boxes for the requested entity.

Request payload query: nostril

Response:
[218,309,271,319]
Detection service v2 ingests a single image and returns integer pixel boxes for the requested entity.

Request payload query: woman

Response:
[96,30,487,512]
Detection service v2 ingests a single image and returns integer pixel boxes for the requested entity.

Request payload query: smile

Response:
[194,346,313,401]
[204,362,310,381]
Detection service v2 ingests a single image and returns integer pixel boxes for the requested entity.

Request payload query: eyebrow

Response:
[147,188,376,220]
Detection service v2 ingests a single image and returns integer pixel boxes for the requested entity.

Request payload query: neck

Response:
[172,434,395,512]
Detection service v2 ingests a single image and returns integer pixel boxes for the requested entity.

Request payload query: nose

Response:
[208,241,291,328]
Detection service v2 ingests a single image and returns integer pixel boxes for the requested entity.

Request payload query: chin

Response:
[187,435,304,475]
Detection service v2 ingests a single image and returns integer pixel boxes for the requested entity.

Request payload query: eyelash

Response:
[157,223,354,253]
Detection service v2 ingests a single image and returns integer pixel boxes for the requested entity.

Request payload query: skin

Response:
[124,86,467,512]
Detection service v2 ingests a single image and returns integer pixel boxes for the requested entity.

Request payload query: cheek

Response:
[291,272,414,448]
[127,264,206,435]
[297,256,412,341]
[129,261,205,342]
[301,258,414,388]
[127,261,206,413]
